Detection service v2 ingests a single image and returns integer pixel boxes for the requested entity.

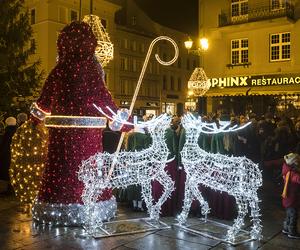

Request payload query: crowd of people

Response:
[0,112,28,193]
[1,110,300,238]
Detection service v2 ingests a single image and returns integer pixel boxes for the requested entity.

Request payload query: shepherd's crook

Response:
[107,36,179,178]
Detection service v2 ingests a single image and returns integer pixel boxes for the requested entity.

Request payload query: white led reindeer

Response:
[78,114,174,234]
[177,114,262,242]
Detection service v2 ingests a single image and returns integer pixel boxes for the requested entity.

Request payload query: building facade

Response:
[24,0,197,116]
[199,0,300,117]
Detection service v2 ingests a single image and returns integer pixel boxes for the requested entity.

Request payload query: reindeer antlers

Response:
[182,113,251,134]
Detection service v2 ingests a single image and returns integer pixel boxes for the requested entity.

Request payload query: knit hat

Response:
[284,153,300,166]
[17,113,28,123]
[5,117,17,126]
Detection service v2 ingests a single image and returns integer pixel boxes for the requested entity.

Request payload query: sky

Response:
[134,0,198,36]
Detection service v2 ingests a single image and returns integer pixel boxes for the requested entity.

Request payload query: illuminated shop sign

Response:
[209,74,300,88]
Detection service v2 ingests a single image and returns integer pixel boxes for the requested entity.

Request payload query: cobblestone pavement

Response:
[0,179,299,250]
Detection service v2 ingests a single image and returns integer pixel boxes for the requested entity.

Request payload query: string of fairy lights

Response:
[10,120,48,203]
[78,114,174,234]
[177,114,262,242]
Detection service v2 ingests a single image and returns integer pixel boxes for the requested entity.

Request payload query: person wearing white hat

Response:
[281,153,300,239]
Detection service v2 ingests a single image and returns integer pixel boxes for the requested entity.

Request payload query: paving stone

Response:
[124,233,211,250]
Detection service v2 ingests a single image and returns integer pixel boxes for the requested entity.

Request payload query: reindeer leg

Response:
[190,180,210,219]
[177,177,194,225]
[154,169,175,217]
[81,184,104,235]
[249,192,262,240]
[226,196,248,242]
[141,180,158,220]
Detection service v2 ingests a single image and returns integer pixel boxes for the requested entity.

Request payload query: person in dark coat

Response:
[126,124,151,211]
[281,153,300,239]
[0,117,17,193]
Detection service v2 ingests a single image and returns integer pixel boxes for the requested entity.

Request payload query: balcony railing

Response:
[219,3,295,27]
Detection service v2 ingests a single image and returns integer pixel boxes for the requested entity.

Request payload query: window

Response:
[123,38,128,49]
[271,0,287,10]
[132,16,136,25]
[59,7,67,23]
[270,32,290,61]
[132,59,137,72]
[30,39,36,53]
[101,19,107,29]
[30,8,36,24]
[186,59,190,70]
[231,0,248,21]
[163,75,167,90]
[177,57,181,68]
[193,60,197,69]
[231,38,248,64]
[140,43,145,53]
[70,10,78,22]
[120,57,128,71]
[131,40,137,51]
[170,76,174,90]
[178,78,182,91]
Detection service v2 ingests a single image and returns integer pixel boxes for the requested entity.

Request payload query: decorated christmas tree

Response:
[0,0,43,112]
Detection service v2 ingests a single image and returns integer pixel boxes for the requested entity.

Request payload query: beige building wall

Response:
[25,0,120,88]
[199,0,300,114]
[24,0,196,116]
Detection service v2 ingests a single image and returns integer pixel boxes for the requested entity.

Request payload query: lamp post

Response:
[184,37,209,55]
[184,38,210,114]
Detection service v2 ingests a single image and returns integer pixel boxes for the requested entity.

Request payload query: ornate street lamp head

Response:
[187,67,210,96]
[82,14,113,67]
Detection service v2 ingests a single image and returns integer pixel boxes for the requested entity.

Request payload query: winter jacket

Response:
[282,163,300,208]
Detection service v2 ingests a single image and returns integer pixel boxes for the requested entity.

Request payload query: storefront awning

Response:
[205,85,300,97]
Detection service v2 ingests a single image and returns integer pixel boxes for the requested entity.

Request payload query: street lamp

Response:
[184,37,209,55]
[187,67,210,97]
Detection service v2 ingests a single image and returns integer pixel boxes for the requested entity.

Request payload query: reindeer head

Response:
[181,113,202,130]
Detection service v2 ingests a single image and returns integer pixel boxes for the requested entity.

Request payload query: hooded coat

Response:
[34,22,119,204]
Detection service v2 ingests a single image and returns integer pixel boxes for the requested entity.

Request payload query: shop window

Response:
[70,10,78,22]
[231,0,248,22]
[270,32,290,61]
[231,38,248,65]
[30,8,36,24]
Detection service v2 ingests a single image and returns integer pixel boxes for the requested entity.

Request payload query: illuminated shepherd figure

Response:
[78,114,174,234]
[177,114,262,242]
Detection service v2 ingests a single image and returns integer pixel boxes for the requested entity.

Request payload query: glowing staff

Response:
[105,36,179,178]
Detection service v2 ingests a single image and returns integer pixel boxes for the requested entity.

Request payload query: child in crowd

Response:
[282,153,300,239]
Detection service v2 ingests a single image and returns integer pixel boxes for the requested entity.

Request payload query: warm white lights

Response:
[82,15,113,67]
[177,114,262,242]
[78,114,174,234]
[184,39,193,50]
[199,38,209,51]
[187,67,210,97]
